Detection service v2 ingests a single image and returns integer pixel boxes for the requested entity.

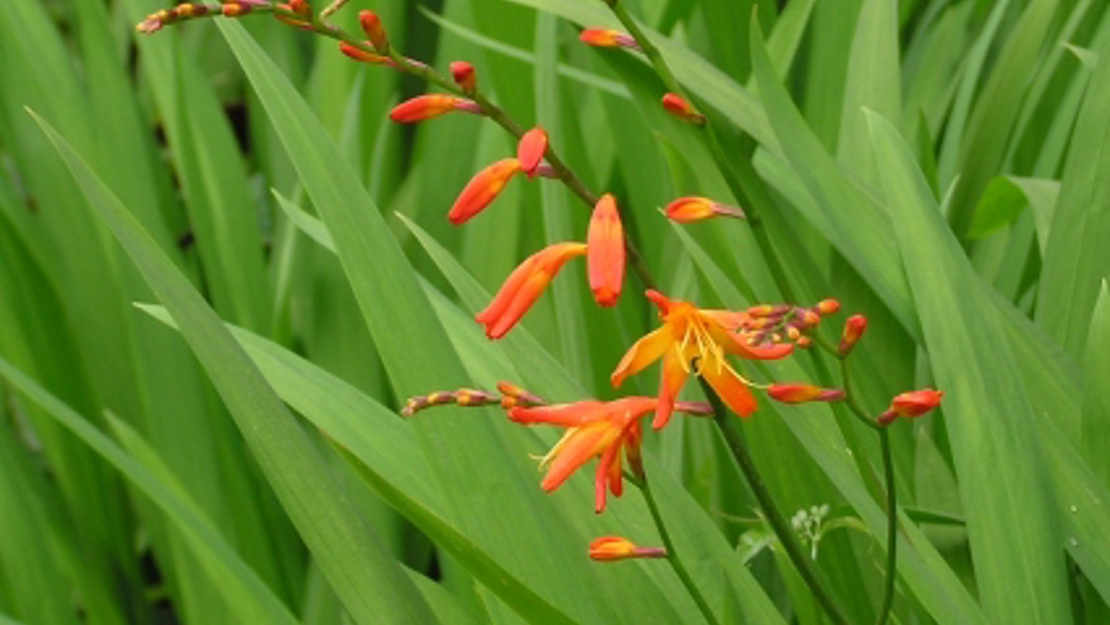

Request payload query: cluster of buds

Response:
[401,382,546,417]
[735,298,841,349]
[136,1,269,34]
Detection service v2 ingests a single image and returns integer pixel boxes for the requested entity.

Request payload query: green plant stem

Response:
[698,379,851,625]
[876,427,897,625]
[604,0,792,301]
[635,473,722,625]
[217,5,658,290]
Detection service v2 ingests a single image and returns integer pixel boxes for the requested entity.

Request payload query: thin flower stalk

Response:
[697,376,851,625]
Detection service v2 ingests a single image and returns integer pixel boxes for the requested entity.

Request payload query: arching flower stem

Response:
[697,376,852,625]
[629,470,722,625]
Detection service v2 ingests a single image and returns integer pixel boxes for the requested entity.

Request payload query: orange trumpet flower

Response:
[612,290,793,429]
[508,396,710,512]
[587,194,624,307]
[448,158,523,225]
[389,94,481,124]
[476,242,587,339]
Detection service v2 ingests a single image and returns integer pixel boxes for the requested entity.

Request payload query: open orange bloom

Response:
[587,194,624,307]
[476,242,586,339]
[612,290,793,429]
[449,158,523,225]
[509,396,706,511]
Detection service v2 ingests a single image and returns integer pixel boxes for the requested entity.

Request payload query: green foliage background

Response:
[1,0,1109,623]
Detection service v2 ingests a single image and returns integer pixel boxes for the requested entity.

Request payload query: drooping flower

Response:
[587,194,624,307]
[450,61,477,93]
[517,127,548,177]
[661,93,705,124]
[612,290,793,429]
[389,95,481,124]
[476,242,587,339]
[449,158,523,225]
[508,396,710,511]
[579,29,640,50]
[879,389,944,425]
[589,536,666,561]
[767,384,845,404]
[665,197,745,223]
[839,315,867,356]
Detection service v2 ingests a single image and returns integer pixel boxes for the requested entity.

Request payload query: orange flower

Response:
[661,93,705,124]
[509,396,704,511]
[359,10,389,51]
[448,158,523,225]
[665,197,745,223]
[476,243,587,339]
[579,29,640,50]
[450,61,477,93]
[767,384,845,404]
[389,95,481,124]
[517,127,548,177]
[839,314,867,356]
[612,290,793,429]
[589,536,666,561]
[879,389,944,425]
[587,194,624,307]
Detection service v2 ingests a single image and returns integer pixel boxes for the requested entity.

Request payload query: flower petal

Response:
[508,401,608,426]
[700,355,758,417]
[652,347,689,429]
[611,324,675,387]
[541,423,618,493]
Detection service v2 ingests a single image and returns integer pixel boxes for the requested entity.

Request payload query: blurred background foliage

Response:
[1,0,1109,623]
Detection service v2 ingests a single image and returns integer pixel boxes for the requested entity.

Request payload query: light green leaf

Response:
[31,109,437,625]
[867,108,1072,624]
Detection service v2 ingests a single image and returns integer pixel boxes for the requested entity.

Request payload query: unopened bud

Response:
[588,536,666,562]
[289,0,312,15]
[496,381,546,407]
[838,315,867,356]
[450,61,477,93]
[579,29,640,51]
[517,127,548,178]
[664,197,745,223]
[359,10,389,52]
[879,389,944,425]
[661,93,705,125]
[816,299,840,315]
[768,384,845,404]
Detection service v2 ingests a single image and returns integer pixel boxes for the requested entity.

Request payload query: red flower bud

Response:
[390,95,481,124]
[661,93,705,124]
[879,389,944,425]
[768,384,845,404]
[587,194,625,307]
[516,127,548,178]
[665,197,745,223]
[450,61,477,93]
[839,315,867,356]
[589,536,666,562]
[359,10,389,52]
[449,159,523,225]
[579,29,640,51]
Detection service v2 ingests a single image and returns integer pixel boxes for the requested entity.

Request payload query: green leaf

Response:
[967,177,1029,239]
[30,109,438,625]
[0,358,298,625]
[1082,282,1110,488]
[867,108,1072,624]
[1036,19,1110,358]
[215,21,624,622]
